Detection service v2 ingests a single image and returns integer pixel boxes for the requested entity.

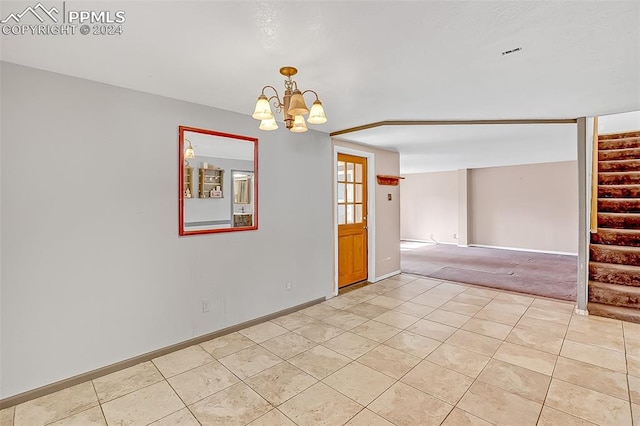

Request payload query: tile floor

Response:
[3,274,640,425]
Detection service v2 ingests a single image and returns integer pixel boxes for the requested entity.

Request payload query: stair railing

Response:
[590,117,599,233]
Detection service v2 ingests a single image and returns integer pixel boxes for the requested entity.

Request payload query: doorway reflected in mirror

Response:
[179,126,258,235]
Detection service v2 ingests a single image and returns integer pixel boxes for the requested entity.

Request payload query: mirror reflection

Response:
[179,126,258,235]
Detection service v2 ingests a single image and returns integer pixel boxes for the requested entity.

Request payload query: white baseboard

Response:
[574,308,589,316]
[401,239,457,245]
[469,244,577,257]
[371,270,402,283]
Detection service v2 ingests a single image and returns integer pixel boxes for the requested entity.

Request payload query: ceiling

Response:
[1,1,638,172]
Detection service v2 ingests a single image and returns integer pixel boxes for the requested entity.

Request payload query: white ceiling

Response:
[1,1,638,172]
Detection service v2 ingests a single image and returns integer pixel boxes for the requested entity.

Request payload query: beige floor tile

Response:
[410,292,454,308]
[357,345,421,379]
[47,407,105,426]
[101,381,184,426]
[439,300,482,316]
[506,327,563,355]
[629,354,640,377]
[322,311,369,330]
[323,331,379,359]
[0,406,14,426]
[404,278,442,291]
[407,319,457,341]
[14,381,98,426]
[451,293,493,308]
[270,312,318,331]
[629,374,640,404]
[554,356,629,400]
[345,302,390,319]
[200,332,256,359]
[92,361,163,403]
[477,359,550,403]
[566,327,625,352]
[248,408,296,425]
[401,360,473,404]
[624,322,640,340]
[457,381,541,426]
[372,310,420,329]
[461,318,512,340]
[369,382,453,426]
[427,343,490,378]
[259,332,317,359]
[545,378,632,426]
[293,321,345,343]
[483,300,529,315]
[523,306,572,324]
[239,321,289,344]
[245,362,317,405]
[441,408,492,426]
[384,330,442,358]
[494,293,534,306]
[152,345,214,378]
[462,287,501,299]
[149,408,200,426]
[569,314,622,335]
[342,291,377,305]
[219,345,282,379]
[189,382,272,426]
[537,406,596,426]
[445,329,501,357]
[530,298,575,313]
[288,345,351,380]
[434,282,469,295]
[393,301,435,317]
[493,342,557,375]
[278,382,362,426]
[383,286,427,301]
[626,337,640,356]
[633,403,640,426]
[300,303,341,320]
[350,320,402,342]
[473,306,522,326]
[515,315,568,338]
[344,408,394,425]
[323,362,395,405]
[324,295,362,310]
[367,295,405,309]
[561,339,627,373]
[168,359,239,404]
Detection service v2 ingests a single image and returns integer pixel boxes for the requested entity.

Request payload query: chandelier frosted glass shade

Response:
[252,95,273,120]
[184,140,195,159]
[252,66,327,132]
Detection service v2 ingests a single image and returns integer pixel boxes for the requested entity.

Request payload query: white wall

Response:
[400,171,458,244]
[0,62,334,398]
[599,110,640,134]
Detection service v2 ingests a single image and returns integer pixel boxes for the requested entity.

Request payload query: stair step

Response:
[589,261,640,286]
[599,137,640,151]
[598,159,640,172]
[587,302,640,323]
[591,228,640,247]
[599,185,640,198]
[590,244,640,266]
[597,198,640,213]
[599,147,640,161]
[598,212,640,229]
[599,131,640,140]
[598,172,640,185]
[589,281,640,308]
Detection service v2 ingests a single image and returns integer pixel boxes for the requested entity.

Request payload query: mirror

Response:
[179,126,258,235]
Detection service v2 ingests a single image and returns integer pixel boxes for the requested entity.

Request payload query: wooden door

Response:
[337,154,368,288]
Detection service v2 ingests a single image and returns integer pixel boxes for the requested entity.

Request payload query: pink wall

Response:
[332,139,401,279]
[401,171,459,244]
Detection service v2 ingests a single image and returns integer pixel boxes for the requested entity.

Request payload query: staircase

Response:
[588,130,640,322]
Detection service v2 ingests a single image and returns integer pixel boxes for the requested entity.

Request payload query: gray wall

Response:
[0,62,334,398]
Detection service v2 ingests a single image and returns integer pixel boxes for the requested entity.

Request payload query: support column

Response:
[577,117,588,312]
[458,169,469,247]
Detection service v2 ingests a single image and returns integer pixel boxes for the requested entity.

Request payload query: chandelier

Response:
[252,66,327,132]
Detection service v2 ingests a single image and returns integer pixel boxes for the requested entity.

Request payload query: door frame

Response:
[333,146,376,296]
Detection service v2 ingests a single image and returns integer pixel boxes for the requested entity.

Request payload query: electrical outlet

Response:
[286,281,292,291]
[202,300,210,313]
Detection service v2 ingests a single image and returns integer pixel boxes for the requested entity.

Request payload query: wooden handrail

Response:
[590,117,599,233]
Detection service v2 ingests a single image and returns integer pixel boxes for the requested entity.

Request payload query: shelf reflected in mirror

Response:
[179,126,258,235]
